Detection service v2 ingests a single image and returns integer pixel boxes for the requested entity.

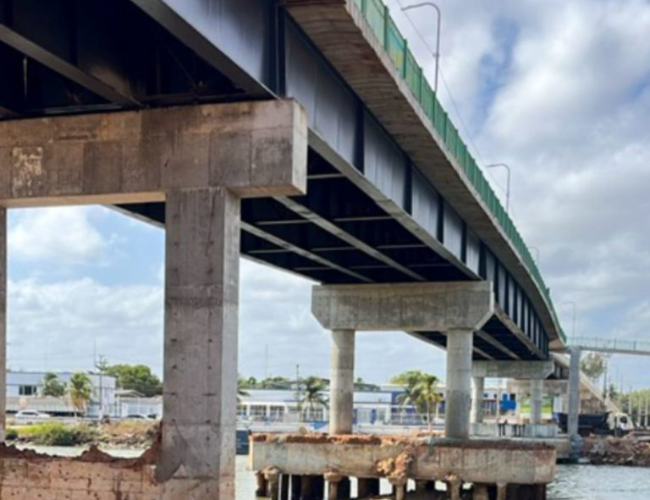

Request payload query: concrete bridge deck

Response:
[0,0,564,361]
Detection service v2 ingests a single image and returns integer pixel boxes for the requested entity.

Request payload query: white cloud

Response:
[7,277,164,373]
[9,207,110,265]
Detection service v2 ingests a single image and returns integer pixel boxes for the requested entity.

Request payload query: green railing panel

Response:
[404,49,422,99]
[445,120,457,154]
[434,100,446,139]
[356,0,563,341]
[421,80,435,121]
[385,16,406,73]
[365,0,386,42]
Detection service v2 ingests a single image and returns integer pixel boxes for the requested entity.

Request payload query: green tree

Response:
[68,373,93,418]
[354,377,380,392]
[104,364,162,397]
[393,371,442,431]
[260,376,292,390]
[390,370,428,386]
[299,376,328,421]
[237,376,250,402]
[580,353,606,382]
[41,372,66,398]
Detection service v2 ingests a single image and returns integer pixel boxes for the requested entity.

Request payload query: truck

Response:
[557,411,634,436]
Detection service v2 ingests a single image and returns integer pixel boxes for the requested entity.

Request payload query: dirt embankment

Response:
[582,435,650,466]
[9,420,159,449]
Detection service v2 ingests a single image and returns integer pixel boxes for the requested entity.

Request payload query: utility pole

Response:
[95,355,109,419]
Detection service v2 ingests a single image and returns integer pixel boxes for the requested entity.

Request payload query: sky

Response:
[7,0,650,390]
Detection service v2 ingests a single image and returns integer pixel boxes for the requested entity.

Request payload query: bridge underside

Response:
[118,162,543,362]
[0,0,551,362]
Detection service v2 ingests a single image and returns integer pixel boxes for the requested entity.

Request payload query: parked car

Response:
[124,414,152,420]
[15,409,51,424]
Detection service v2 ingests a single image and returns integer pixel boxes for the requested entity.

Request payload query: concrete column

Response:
[0,209,5,443]
[568,347,582,438]
[446,329,474,439]
[471,376,485,424]
[280,475,290,500]
[290,476,302,500]
[496,483,507,500]
[157,187,240,494]
[530,378,544,425]
[330,329,355,435]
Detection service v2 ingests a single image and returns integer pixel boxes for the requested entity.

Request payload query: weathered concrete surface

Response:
[471,377,485,425]
[0,209,5,442]
[446,330,473,439]
[0,99,307,207]
[251,435,556,485]
[330,330,355,435]
[312,282,493,333]
[0,446,231,499]
[473,360,555,379]
[530,379,544,426]
[156,188,239,494]
[282,0,563,349]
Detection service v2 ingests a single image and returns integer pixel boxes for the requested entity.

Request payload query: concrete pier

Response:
[446,330,474,439]
[568,348,582,437]
[530,378,544,425]
[311,282,494,440]
[330,329,355,435]
[0,209,5,443]
[0,100,308,499]
[472,376,485,424]
[156,187,240,494]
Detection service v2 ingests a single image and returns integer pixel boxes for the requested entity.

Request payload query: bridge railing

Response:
[352,0,565,341]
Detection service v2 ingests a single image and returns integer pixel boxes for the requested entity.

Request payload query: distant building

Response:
[6,370,117,417]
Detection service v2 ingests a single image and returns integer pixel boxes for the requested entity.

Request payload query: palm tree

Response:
[414,374,442,432]
[68,373,93,418]
[300,376,328,421]
[41,372,66,398]
[397,372,423,424]
[395,371,441,429]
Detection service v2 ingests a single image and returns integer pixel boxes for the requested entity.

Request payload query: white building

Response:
[6,371,117,417]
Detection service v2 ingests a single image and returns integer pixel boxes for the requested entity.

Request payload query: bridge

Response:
[567,336,650,356]
[0,0,565,498]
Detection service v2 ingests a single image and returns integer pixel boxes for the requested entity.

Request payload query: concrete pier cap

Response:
[472,360,555,380]
[311,282,494,332]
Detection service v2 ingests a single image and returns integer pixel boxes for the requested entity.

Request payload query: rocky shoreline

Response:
[582,435,650,466]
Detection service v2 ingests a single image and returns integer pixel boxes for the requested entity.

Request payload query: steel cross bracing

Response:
[0,0,562,362]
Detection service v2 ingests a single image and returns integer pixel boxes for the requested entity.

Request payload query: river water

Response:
[21,447,650,499]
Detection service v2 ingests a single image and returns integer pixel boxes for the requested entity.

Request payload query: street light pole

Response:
[486,163,512,213]
[401,2,442,93]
